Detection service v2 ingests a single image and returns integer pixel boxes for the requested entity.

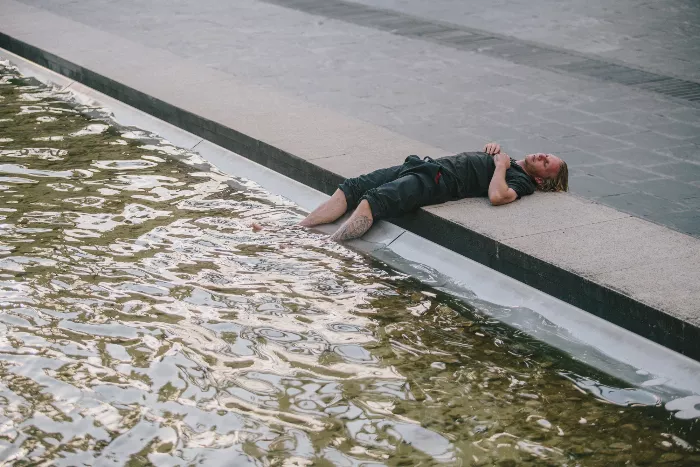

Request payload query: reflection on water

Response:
[0,62,698,466]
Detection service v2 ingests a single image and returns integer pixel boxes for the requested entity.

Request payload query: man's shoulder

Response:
[506,164,537,196]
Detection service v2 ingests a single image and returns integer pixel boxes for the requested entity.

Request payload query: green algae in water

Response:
[0,61,698,466]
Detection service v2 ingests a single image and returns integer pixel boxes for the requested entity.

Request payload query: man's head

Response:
[523,153,568,192]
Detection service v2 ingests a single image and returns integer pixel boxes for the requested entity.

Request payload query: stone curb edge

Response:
[1,31,696,361]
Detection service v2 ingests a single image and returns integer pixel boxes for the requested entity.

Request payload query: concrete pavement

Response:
[1,0,699,359]
[10,0,700,237]
[350,0,700,83]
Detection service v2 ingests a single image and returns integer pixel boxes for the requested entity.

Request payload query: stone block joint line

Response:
[262,0,700,103]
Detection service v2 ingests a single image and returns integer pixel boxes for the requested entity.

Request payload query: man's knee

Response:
[355,199,373,218]
[337,181,360,212]
[332,188,347,202]
[360,188,394,220]
[366,174,437,219]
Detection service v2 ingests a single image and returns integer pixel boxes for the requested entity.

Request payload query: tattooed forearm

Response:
[330,215,373,242]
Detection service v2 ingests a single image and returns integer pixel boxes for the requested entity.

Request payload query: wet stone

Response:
[473,425,489,434]
[659,452,686,463]
[608,442,633,451]
[633,450,660,465]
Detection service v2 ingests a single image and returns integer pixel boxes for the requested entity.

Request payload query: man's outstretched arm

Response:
[488,153,518,206]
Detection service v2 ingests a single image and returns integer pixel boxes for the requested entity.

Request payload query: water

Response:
[0,62,698,466]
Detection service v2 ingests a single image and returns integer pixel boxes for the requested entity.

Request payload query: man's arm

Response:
[488,152,518,206]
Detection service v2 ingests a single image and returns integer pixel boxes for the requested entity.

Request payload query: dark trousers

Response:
[338,155,456,220]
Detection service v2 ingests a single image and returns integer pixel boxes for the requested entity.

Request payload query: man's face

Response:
[524,153,562,179]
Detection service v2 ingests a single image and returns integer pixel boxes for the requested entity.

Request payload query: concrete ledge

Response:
[1,21,699,361]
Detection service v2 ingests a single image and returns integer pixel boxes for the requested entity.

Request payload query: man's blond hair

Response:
[538,160,569,192]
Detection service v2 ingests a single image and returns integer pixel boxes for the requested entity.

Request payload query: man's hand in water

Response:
[483,142,501,155]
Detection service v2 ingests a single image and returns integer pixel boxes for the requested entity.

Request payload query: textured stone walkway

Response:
[11,0,700,236]
[350,0,700,82]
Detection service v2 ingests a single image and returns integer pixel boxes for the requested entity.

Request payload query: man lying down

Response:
[271,143,568,241]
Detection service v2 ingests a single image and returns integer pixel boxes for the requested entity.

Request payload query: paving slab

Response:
[2,0,700,360]
[568,174,637,198]
[598,192,692,219]
[424,194,631,241]
[647,210,700,238]
[580,163,664,183]
[602,147,679,168]
[502,216,699,276]
[595,254,700,327]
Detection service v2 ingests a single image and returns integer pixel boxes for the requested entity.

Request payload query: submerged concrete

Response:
[1,0,700,360]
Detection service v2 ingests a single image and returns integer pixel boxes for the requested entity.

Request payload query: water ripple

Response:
[0,61,697,466]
